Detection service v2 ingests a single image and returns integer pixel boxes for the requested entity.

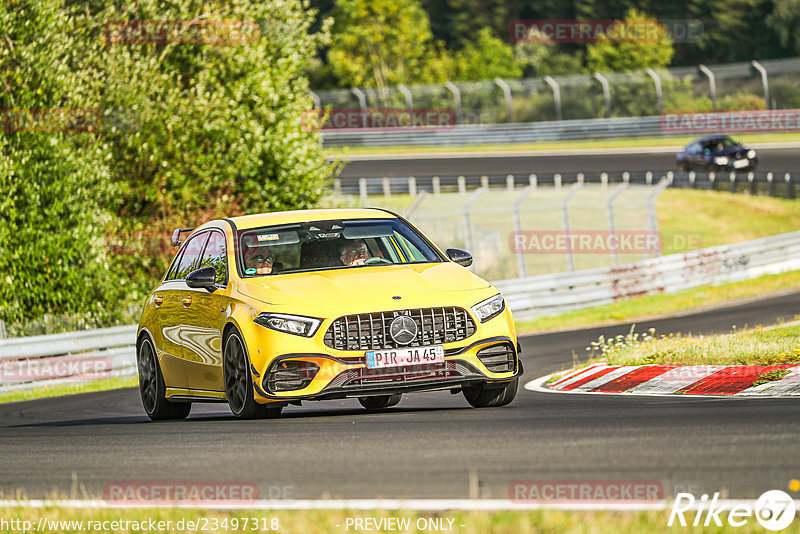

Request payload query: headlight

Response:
[713,156,729,165]
[471,294,505,323]
[747,149,756,159]
[254,313,322,337]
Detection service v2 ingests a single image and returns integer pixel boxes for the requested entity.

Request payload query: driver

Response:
[340,240,370,266]
[243,246,275,274]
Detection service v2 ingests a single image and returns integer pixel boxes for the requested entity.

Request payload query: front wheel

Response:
[137,337,191,421]
[358,394,402,411]
[462,378,518,408]
[223,330,282,420]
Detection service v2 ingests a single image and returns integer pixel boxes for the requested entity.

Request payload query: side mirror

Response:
[186,266,217,292]
[446,248,473,267]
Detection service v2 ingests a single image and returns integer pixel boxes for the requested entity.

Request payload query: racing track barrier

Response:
[334,170,797,200]
[1,232,800,391]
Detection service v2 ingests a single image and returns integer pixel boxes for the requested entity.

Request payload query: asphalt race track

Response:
[2,292,799,501]
[338,147,800,178]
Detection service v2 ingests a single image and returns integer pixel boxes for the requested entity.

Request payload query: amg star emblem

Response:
[392,296,401,300]
[389,315,418,345]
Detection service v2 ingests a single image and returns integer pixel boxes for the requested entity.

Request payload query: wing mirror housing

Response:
[186,266,218,292]
[446,248,473,267]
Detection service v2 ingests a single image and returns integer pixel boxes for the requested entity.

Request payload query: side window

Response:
[687,142,701,155]
[198,231,227,285]
[168,232,209,281]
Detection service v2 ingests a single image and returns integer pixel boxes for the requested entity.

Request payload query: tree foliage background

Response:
[0,0,333,327]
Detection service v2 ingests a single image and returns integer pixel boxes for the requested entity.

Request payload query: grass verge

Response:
[3,506,799,534]
[0,376,138,404]
[515,269,800,335]
[326,131,800,157]
[587,322,800,366]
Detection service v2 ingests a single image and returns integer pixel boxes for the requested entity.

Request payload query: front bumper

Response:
[251,335,521,402]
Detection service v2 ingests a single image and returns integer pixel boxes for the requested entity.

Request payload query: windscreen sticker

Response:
[257,233,280,241]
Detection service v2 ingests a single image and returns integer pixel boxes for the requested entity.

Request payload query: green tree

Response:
[327,0,450,88]
[514,39,584,77]
[453,27,521,81]
[586,8,674,73]
[0,1,121,325]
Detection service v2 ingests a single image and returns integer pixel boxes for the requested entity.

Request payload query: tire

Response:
[358,394,402,411]
[223,330,282,420]
[462,378,518,408]
[137,337,191,421]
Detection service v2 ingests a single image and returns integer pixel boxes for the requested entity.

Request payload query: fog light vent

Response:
[477,343,515,373]
[265,360,319,392]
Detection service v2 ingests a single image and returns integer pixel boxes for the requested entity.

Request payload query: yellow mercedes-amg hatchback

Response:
[136,208,521,420]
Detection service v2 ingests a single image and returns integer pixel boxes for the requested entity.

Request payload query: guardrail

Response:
[0,325,137,393]
[495,230,800,321]
[322,116,669,147]
[2,231,799,392]
[336,170,796,200]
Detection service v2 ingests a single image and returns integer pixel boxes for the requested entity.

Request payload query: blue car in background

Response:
[676,135,758,172]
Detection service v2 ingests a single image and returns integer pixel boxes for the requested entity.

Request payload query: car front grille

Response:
[323,307,476,351]
[333,360,481,388]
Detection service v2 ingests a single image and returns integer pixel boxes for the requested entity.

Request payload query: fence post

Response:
[593,73,612,118]
[544,76,563,121]
[767,172,775,196]
[408,176,417,196]
[494,78,513,122]
[689,171,696,188]
[480,175,489,189]
[506,174,515,191]
[512,185,536,278]
[698,65,717,111]
[600,172,608,188]
[351,87,368,127]
[709,172,716,190]
[730,172,737,193]
[445,82,462,125]
[666,170,674,186]
[622,171,630,184]
[561,183,583,271]
[0,319,6,340]
[463,187,486,260]
[645,68,663,115]
[786,173,794,199]
[645,171,653,185]
[382,177,391,197]
[607,183,629,266]
[432,176,441,195]
[751,60,770,110]
[646,179,670,258]
[359,178,367,204]
[529,173,538,187]
[748,172,756,195]
[397,84,413,111]
[458,175,466,195]
[554,173,562,189]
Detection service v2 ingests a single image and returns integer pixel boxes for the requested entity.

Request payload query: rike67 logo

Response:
[669,490,796,530]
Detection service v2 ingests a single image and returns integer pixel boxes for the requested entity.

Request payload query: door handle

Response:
[182,296,192,306]
[153,295,164,306]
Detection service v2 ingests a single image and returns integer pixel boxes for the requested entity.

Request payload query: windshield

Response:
[708,136,738,150]
[237,218,442,276]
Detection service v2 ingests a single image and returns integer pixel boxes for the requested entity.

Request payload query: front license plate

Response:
[366,345,445,369]
[733,159,749,168]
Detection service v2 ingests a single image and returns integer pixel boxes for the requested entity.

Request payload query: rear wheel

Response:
[137,337,191,421]
[223,330,282,420]
[358,394,402,411]
[462,378,518,408]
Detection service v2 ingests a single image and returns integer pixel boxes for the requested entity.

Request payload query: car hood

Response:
[236,262,492,307]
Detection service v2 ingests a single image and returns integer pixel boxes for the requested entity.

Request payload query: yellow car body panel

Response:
[137,209,521,410]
